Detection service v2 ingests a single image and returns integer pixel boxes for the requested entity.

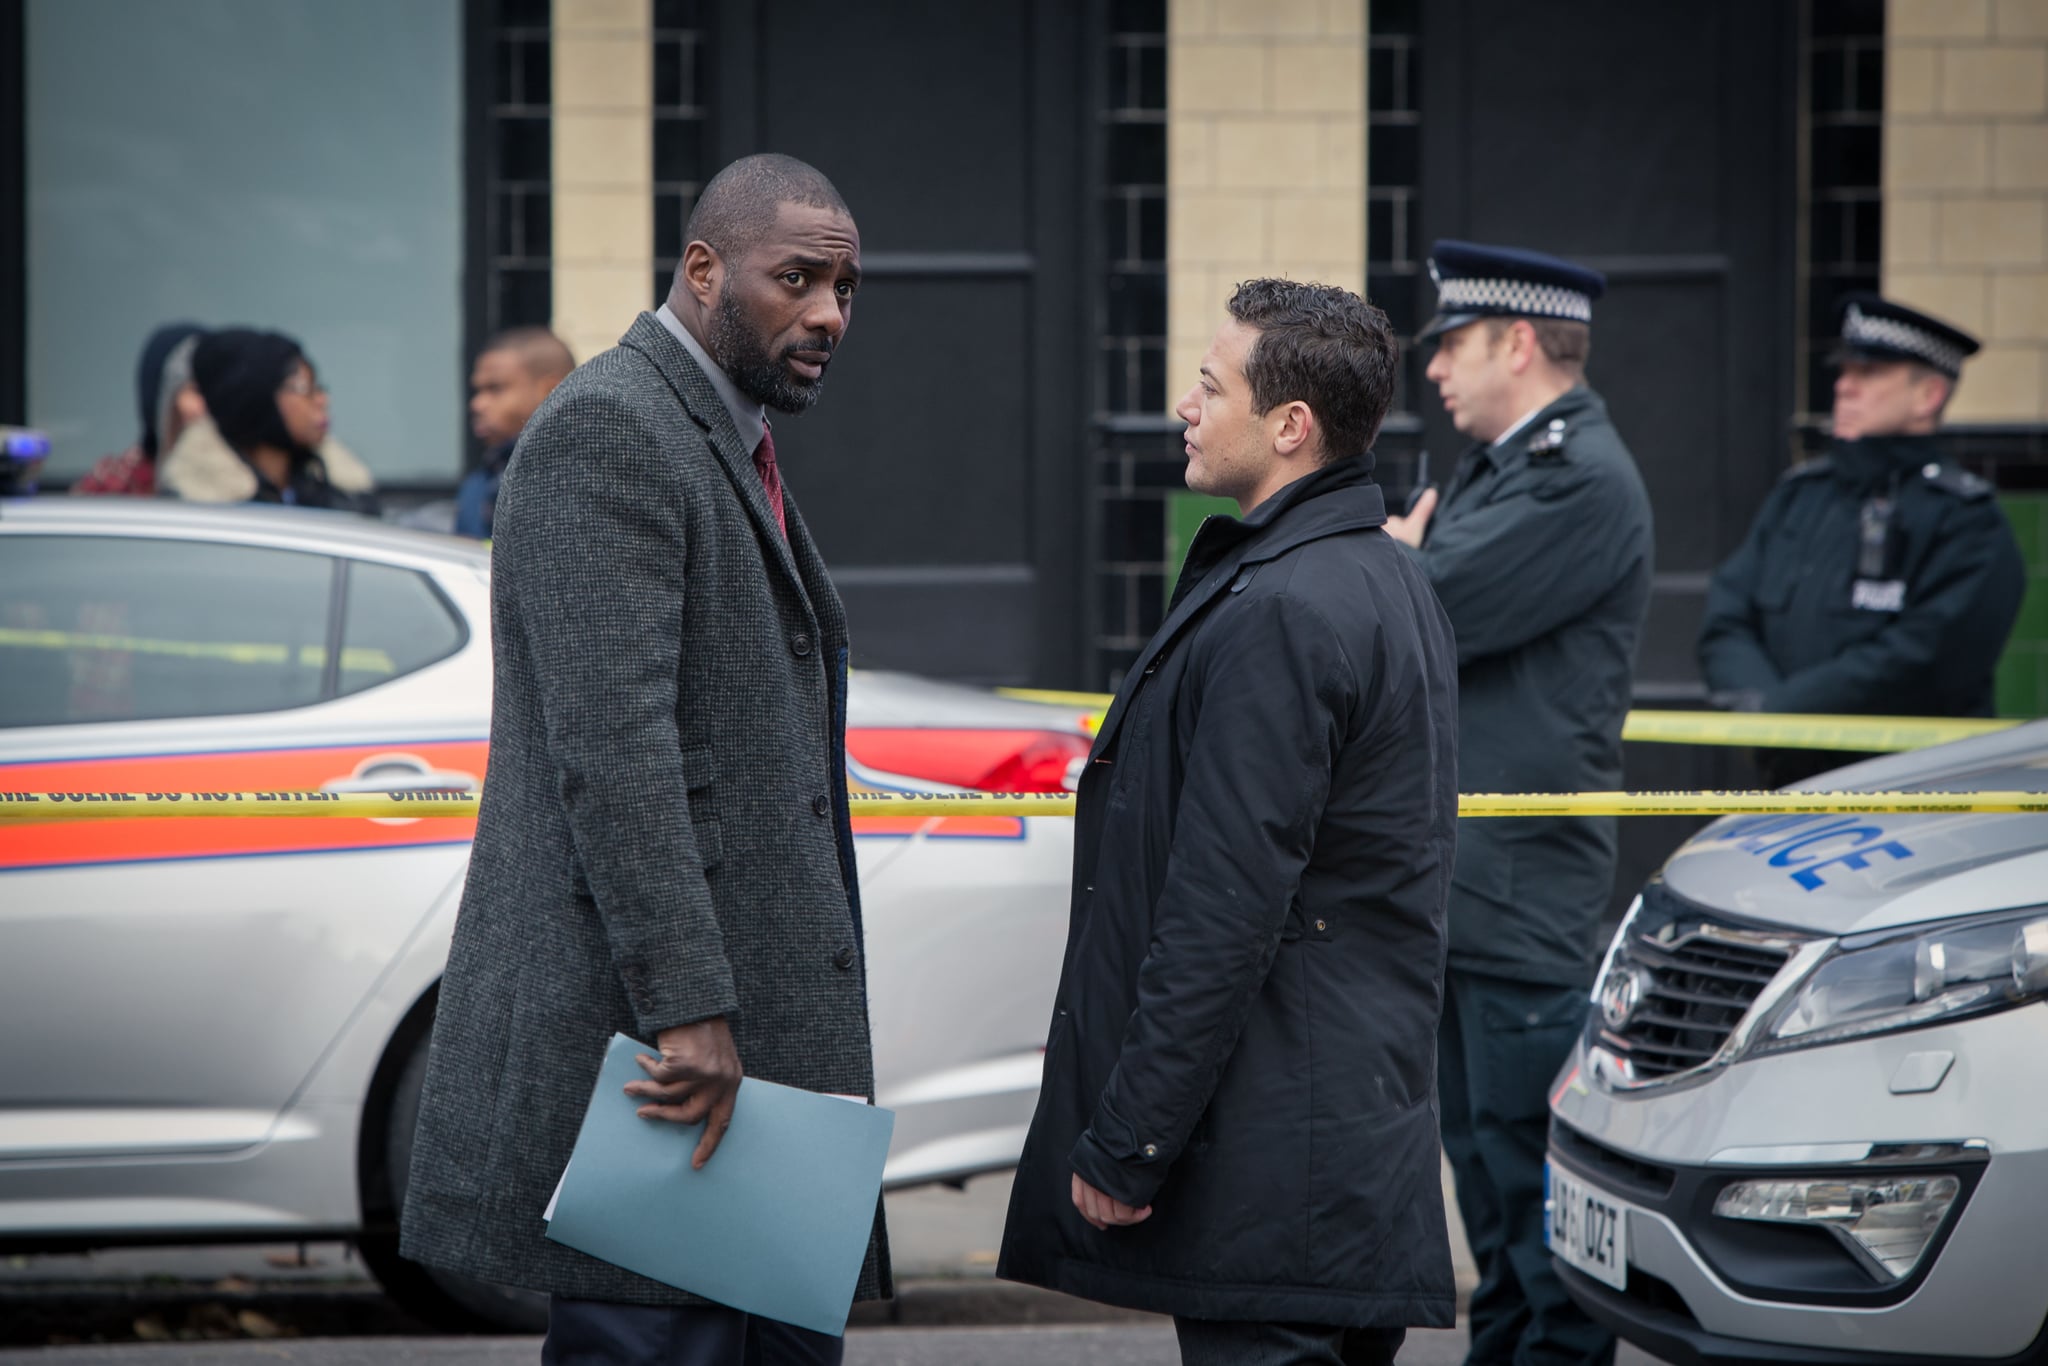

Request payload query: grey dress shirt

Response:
[655,303,766,453]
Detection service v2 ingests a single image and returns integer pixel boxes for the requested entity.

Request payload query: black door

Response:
[1418,0,1800,908]
[708,1,1089,687]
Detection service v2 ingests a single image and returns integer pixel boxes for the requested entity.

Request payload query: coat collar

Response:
[1091,460,1386,758]
[619,312,817,621]
[1457,384,1604,481]
[1829,432,1941,492]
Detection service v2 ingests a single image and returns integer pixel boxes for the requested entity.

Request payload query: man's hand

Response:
[1071,1173,1153,1231]
[624,1017,742,1169]
[1383,485,1438,548]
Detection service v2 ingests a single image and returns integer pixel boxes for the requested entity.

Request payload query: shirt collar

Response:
[656,303,767,452]
[1490,400,1553,451]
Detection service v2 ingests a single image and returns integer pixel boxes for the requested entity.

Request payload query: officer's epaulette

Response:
[1525,417,1570,462]
[1919,461,1994,500]
[1783,456,1832,481]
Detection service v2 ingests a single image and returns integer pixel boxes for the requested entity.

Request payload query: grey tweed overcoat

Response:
[399,312,890,1306]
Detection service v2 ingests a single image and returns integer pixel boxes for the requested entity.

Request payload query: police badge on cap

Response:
[1418,239,1608,341]
[1834,293,1980,380]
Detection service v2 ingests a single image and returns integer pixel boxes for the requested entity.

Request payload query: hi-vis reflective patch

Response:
[1852,578,1907,612]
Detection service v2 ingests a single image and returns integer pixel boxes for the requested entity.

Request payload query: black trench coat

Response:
[998,460,1460,1328]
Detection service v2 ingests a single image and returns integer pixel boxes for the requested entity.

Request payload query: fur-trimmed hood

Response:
[158,416,376,503]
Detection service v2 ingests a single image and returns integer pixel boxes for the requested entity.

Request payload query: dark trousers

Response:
[1437,969,1615,1366]
[543,1296,843,1366]
[1173,1317,1406,1365]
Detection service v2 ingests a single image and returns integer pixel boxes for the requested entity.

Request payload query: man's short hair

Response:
[683,154,850,265]
[1484,316,1592,378]
[1225,279,1398,464]
[482,326,575,380]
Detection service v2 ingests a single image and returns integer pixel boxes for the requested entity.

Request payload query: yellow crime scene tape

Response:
[6,789,2048,823]
[997,688,2027,755]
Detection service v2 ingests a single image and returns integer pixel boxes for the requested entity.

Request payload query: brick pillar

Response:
[551,0,654,367]
[1884,0,2048,420]
[1166,0,1368,411]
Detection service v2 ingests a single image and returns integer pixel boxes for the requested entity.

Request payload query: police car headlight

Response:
[1714,1175,1960,1280]
[1754,909,2048,1055]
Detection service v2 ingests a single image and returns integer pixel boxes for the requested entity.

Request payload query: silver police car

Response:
[1549,724,2048,1364]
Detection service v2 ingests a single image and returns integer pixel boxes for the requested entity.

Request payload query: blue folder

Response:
[544,1032,895,1336]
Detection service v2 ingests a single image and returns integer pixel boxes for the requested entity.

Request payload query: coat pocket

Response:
[679,743,723,870]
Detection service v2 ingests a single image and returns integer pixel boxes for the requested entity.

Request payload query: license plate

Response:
[1545,1160,1630,1291]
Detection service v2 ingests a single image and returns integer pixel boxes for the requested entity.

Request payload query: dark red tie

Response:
[753,425,787,540]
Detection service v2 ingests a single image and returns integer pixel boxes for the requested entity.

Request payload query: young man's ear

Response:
[1273,400,1317,458]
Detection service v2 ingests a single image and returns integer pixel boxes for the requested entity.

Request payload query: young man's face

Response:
[708,202,862,414]
[1423,320,1517,444]
[1176,319,1278,506]
[1832,358,1948,441]
[469,349,556,447]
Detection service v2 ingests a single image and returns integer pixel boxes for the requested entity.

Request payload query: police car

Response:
[1548,723,2048,1364]
[0,498,1084,1328]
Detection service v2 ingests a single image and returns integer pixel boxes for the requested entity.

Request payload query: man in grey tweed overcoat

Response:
[400,155,886,1365]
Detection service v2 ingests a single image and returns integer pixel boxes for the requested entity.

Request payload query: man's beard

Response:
[707,288,833,414]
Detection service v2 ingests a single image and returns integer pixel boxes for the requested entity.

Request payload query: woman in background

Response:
[163,328,377,513]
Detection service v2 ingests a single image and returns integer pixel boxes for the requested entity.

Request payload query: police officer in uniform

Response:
[1700,295,2025,787]
[1386,241,1653,1366]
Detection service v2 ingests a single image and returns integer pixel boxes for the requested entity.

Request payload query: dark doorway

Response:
[705,1,1090,687]
[1417,0,1801,909]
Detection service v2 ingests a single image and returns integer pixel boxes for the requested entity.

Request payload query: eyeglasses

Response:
[279,377,328,398]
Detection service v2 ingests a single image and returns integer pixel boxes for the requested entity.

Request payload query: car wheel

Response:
[356,1029,550,1333]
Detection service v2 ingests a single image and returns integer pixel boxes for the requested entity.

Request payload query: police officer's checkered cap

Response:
[1841,301,1974,379]
[1434,276,1593,324]
[1420,240,1606,338]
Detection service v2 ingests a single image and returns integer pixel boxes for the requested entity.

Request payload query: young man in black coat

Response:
[999,279,1460,1365]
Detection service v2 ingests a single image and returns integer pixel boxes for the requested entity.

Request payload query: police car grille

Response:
[1600,931,1790,1079]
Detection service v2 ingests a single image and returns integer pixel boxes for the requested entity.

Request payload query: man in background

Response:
[458,327,575,538]
[1385,239,1653,1366]
[1699,295,2024,787]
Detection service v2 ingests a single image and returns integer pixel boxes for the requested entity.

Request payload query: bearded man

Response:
[401,153,884,1366]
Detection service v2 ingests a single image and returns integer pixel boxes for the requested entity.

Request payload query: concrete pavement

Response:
[0,1325,1672,1365]
[0,1167,1672,1363]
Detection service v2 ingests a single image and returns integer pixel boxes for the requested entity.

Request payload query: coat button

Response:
[812,793,831,818]
[833,945,857,970]
[1142,1143,1159,1159]
[791,633,812,657]
[1314,919,1327,932]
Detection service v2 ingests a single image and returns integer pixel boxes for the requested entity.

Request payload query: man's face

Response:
[470,349,555,447]
[707,202,861,414]
[1175,320,1278,505]
[1423,320,1516,443]
[1832,358,1947,441]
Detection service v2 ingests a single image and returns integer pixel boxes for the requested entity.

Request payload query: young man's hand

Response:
[1072,1173,1153,1230]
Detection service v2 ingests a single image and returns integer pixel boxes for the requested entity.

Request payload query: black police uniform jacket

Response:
[1407,386,1653,989]
[1699,434,2024,719]
[998,460,1460,1329]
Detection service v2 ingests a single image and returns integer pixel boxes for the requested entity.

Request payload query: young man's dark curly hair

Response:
[1225,279,1399,466]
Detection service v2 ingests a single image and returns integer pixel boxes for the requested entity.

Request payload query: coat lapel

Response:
[1090,471,1388,762]
[619,313,816,624]
[1088,533,1246,762]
